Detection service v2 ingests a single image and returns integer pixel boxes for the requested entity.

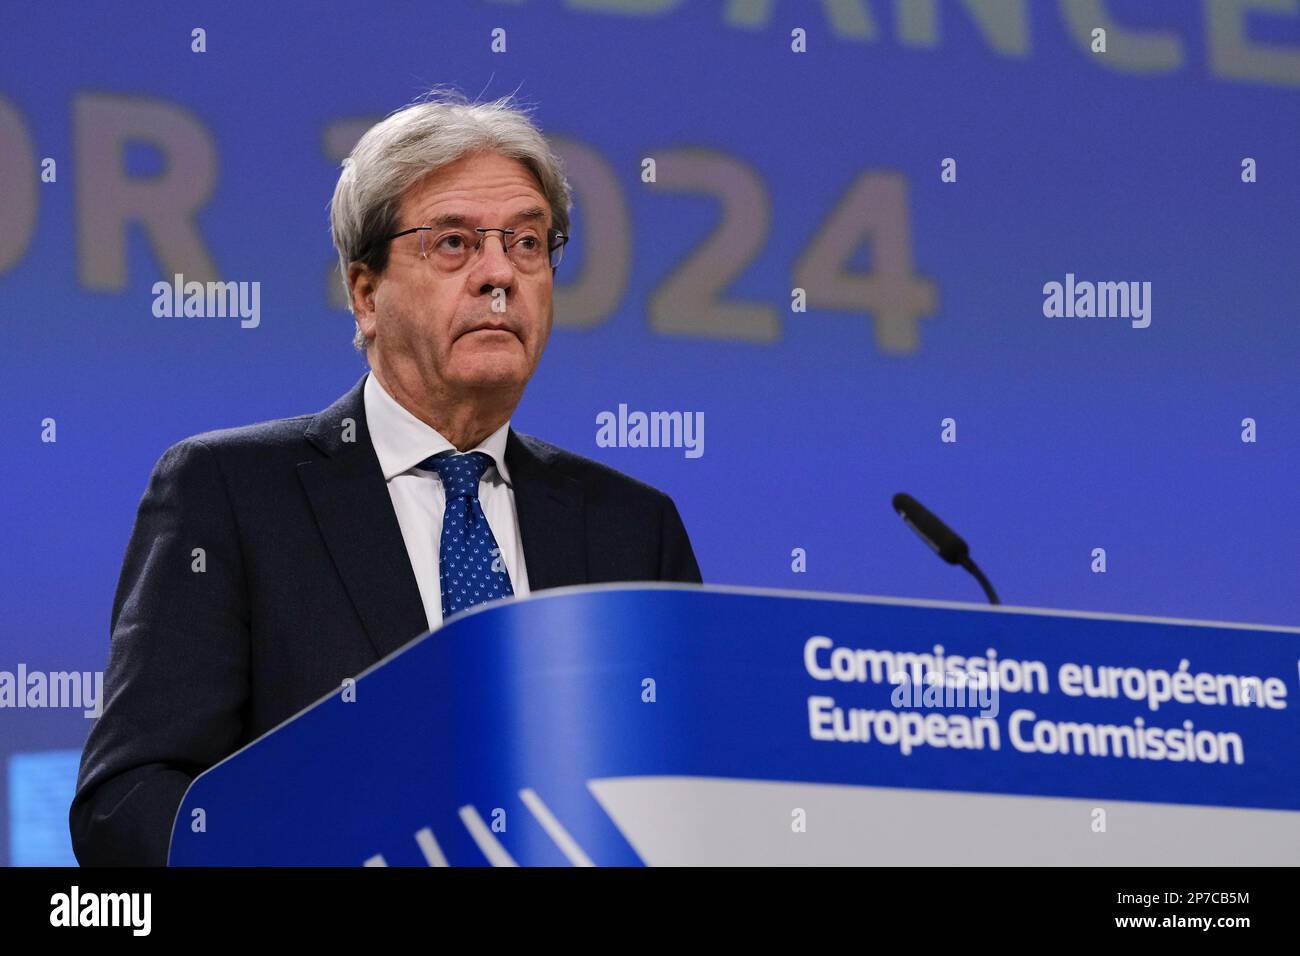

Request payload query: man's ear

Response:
[348,261,380,336]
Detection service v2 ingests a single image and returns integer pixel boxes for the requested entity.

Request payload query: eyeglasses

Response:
[380,224,568,273]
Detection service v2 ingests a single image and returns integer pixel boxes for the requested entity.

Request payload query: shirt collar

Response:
[363,370,512,485]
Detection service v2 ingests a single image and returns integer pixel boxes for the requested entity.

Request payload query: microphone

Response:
[891,493,1000,605]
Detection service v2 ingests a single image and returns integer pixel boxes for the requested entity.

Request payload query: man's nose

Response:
[472,232,515,293]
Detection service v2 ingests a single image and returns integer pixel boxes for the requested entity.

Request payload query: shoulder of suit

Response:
[161,412,317,465]
[158,419,676,508]
[512,430,674,506]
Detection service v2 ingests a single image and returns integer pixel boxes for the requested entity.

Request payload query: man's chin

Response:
[447,361,529,392]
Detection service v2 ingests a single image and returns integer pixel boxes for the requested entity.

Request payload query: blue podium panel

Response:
[169,585,1300,865]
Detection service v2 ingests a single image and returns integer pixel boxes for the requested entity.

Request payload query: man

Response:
[70,89,703,866]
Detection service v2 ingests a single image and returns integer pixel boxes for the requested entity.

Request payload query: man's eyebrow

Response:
[426,206,549,228]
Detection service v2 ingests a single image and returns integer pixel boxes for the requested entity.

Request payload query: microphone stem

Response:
[959,557,1001,605]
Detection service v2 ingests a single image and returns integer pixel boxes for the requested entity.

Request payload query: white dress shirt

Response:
[363,370,530,633]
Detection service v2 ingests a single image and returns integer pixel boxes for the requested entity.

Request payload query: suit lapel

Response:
[297,373,590,661]
[298,373,430,661]
[506,428,588,591]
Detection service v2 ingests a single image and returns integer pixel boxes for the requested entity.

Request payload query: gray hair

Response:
[329,86,573,352]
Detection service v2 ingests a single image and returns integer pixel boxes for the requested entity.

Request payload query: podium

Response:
[168,584,1300,865]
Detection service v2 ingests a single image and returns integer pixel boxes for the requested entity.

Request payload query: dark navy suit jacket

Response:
[70,373,703,866]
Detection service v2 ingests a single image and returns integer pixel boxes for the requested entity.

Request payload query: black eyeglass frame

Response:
[368,224,569,271]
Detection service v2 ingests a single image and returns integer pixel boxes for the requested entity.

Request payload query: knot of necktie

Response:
[419,451,494,500]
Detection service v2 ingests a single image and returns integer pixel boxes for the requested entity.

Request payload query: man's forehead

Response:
[415,203,549,228]
[404,156,548,221]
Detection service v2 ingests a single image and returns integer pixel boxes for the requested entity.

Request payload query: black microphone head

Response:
[892,493,970,565]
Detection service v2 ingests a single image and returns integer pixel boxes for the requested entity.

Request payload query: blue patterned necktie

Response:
[420,451,515,620]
